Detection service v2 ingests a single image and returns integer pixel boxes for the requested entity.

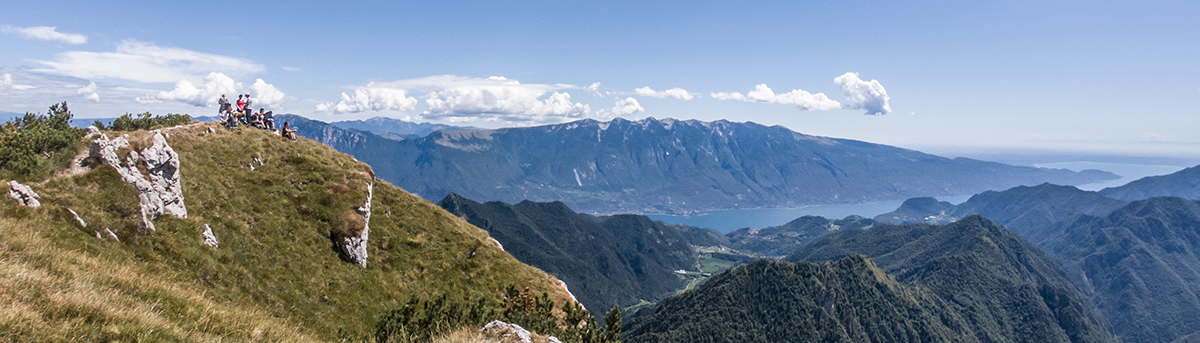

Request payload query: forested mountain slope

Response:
[624,256,977,343]
[438,193,696,312]
[1035,197,1200,343]
[788,216,1118,343]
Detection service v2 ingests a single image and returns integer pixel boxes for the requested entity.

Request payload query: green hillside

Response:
[1,119,573,341]
[726,215,874,258]
[1036,197,1200,343]
[624,256,975,343]
[439,193,702,313]
[789,216,1118,343]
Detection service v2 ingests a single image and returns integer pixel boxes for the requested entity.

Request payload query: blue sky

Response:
[1,1,1197,158]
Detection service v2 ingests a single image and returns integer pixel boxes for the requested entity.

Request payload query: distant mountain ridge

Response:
[1100,164,1200,201]
[330,116,470,137]
[875,183,1128,238]
[276,115,1117,214]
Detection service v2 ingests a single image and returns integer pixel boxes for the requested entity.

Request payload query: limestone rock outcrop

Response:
[202,224,219,248]
[480,320,562,343]
[341,182,373,267]
[88,128,187,231]
[7,180,40,208]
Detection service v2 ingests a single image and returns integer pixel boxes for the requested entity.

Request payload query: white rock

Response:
[67,208,87,228]
[89,130,187,231]
[557,279,584,311]
[202,224,219,248]
[7,180,40,208]
[341,182,373,267]
[105,228,119,241]
[481,320,533,343]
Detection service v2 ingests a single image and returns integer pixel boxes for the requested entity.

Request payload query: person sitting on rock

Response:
[248,109,264,129]
[262,109,275,130]
[282,121,298,141]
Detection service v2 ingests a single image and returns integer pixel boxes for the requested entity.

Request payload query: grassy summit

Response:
[0,121,570,341]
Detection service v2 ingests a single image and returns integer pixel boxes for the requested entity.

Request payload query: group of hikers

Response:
[217,94,296,140]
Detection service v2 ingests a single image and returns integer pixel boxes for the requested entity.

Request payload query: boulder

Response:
[7,180,40,208]
[480,321,533,343]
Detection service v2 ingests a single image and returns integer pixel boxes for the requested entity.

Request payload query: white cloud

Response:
[76,81,99,102]
[323,75,593,123]
[711,84,842,110]
[152,72,240,107]
[316,87,418,114]
[248,79,285,108]
[281,66,300,72]
[835,72,891,115]
[586,82,602,96]
[610,97,644,116]
[2,25,87,45]
[1,73,36,91]
[635,86,695,100]
[34,39,264,83]
[709,91,746,101]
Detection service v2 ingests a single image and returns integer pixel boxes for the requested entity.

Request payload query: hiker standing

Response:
[236,94,245,115]
[243,94,252,117]
[218,94,230,114]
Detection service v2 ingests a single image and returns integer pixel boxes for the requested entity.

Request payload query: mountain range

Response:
[1035,197,1200,343]
[625,216,1118,343]
[277,115,1117,214]
[1099,164,1200,201]
[873,165,1200,343]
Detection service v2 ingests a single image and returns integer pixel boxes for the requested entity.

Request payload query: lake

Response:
[650,161,1187,233]
[648,195,973,234]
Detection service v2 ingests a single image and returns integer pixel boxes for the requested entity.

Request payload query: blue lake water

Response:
[648,195,973,234]
[649,161,1187,233]
[1033,161,1185,191]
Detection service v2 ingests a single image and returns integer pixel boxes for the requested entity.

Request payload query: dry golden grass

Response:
[0,121,573,342]
[0,218,314,342]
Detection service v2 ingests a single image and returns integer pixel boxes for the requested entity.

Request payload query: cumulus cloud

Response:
[152,72,240,107]
[76,81,99,102]
[1,73,10,87]
[610,97,645,116]
[835,72,891,115]
[315,87,418,114]
[248,79,286,108]
[635,86,694,100]
[2,25,87,45]
[424,84,588,121]
[711,84,842,110]
[322,75,593,124]
[34,39,264,83]
[586,82,602,96]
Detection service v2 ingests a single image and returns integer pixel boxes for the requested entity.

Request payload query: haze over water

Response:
[650,161,1184,233]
